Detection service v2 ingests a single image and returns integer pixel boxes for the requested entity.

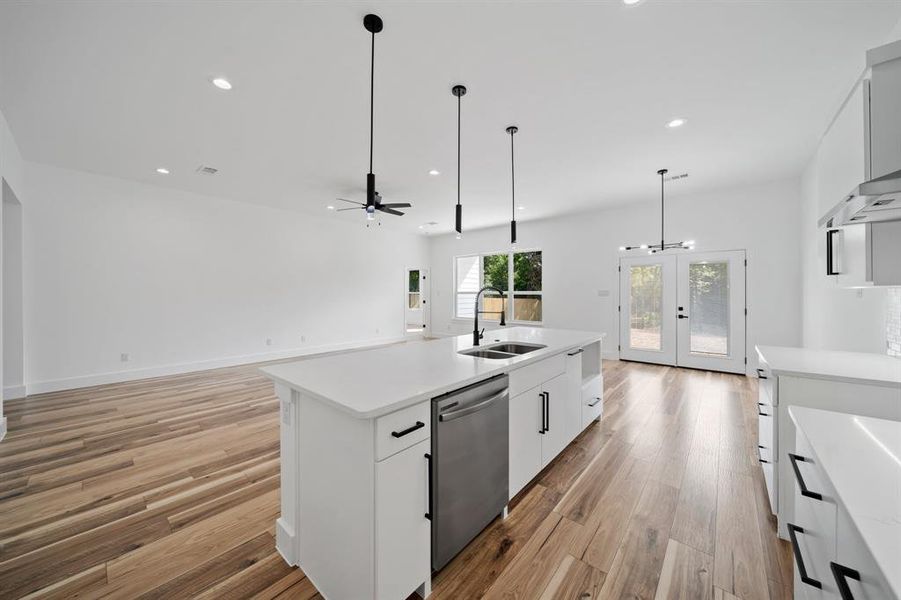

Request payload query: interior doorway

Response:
[404,267,430,337]
[618,250,747,374]
[3,179,26,399]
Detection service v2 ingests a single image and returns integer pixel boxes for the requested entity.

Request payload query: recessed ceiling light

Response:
[622,0,643,4]
[666,118,687,128]
[326,205,335,210]
[212,77,233,90]
[517,205,525,210]
[156,168,170,175]
[428,169,440,176]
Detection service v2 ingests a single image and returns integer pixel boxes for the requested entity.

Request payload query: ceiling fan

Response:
[336,14,411,222]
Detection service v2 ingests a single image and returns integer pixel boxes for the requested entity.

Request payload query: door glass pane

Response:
[629,265,663,350]
[408,270,420,293]
[689,262,729,356]
[408,292,421,309]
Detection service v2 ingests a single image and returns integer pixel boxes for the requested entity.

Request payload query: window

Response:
[454,250,542,322]
[408,269,421,309]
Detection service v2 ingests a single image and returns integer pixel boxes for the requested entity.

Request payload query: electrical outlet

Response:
[266,338,272,346]
[120,353,129,362]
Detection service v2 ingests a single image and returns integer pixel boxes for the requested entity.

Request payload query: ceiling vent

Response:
[195,165,218,175]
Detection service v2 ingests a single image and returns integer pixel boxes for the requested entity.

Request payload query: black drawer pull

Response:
[424,453,432,520]
[830,562,861,600]
[758,410,770,417]
[788,453,822,500]
[567,348,584,356]
[587,397,602,408]
[756,368,768,379]
[757,446,770,464]
[788,523,822,589]
[391,421,425,438]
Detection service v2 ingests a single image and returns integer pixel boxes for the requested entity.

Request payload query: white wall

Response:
[23,162,427,393]
[3,182,25,397]
[0,107,28,439]
[427,177,803,370]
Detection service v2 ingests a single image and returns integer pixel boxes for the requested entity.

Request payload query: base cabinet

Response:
[375,439,431,600]
[508,384,544,499]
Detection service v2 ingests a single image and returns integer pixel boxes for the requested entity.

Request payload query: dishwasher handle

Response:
[438,389,507,422]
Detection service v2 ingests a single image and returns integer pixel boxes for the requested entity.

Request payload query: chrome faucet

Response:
[473,286,507,346]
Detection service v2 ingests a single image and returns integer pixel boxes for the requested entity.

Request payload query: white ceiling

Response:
[1,1,899,234]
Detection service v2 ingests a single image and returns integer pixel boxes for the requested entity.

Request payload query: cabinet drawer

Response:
[757,410,777,465]
[761,459,777,515]
[376,401,431,461]
[581,376,603,428]
[757,371,776,407]
[835,507,895,600]
[509,354,565,398]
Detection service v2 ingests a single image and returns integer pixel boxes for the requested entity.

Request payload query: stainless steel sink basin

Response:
[485,342,546,355]
[458,349,517,359]
[458,342,547,359]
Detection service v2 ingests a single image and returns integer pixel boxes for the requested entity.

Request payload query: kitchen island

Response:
[260,326,604,600]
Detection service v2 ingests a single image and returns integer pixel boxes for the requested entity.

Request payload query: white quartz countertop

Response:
[756,345,901,388]
[261,327,604,419]
[788,407,901,597]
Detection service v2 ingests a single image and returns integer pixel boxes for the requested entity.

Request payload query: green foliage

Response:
[482,254,508,290]
[408,270,420,293]
[514,251,542,291]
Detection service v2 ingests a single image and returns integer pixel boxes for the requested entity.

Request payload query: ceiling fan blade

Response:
[336,206,363,212]
[337,198,364,206]
[379,203,411,209]
[377,206,404,216]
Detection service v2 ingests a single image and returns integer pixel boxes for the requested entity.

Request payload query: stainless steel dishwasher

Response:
[430,374,509,571]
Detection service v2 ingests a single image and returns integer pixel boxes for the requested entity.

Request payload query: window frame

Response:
[453,247,543,325]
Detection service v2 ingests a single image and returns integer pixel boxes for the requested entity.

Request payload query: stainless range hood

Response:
[818,168,901,227]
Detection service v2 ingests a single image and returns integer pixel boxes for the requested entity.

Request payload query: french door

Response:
[619,250,746,374]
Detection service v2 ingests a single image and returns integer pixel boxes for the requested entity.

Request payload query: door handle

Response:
[539,392,546,434]
[830,562,861,600]
[545,391,550,432]
[424,453,432,520]
[438,390,507,421]
[788,453,823,500]
[788,524,822,589]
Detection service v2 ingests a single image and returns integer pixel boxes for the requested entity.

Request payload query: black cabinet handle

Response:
[424,453,432,520]
[539,392,546,434]
[757,445,770,464]
[788,453,823,500]
[587,397,602,408]
[677,314,688,319]
[567,348,584,356]
[826,229,841,275]
[830,562,861,600]
[544,392,551,431]
[788,523,822,589]
[391,421,424,438]
[756,368,768,379]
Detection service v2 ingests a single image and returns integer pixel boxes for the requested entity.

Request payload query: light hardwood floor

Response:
[0,358,792,599]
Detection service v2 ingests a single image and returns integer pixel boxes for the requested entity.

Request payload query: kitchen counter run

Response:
[261,327,604,418]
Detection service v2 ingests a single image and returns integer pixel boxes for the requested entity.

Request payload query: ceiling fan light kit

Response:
[621,168,695,254]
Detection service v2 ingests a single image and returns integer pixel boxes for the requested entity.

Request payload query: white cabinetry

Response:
[508,341,605,500]
[375,439,431,600]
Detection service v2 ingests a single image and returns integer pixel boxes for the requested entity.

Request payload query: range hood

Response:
[818,168,901,228]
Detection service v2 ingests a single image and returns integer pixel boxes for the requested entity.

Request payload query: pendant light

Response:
[620,169,695,254]
[452,84,467,239]
[506,125,519,246]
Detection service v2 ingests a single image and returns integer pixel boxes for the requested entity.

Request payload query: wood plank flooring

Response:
[0,357,792,599]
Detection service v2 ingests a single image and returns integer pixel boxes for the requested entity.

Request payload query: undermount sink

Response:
[458,342,547,359]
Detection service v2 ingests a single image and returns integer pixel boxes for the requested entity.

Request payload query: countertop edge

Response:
[756,345,901,388]
[262,332,604,419]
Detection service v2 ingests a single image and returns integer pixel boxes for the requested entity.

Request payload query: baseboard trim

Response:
[275,518,297,567]
[25,335,408,396]
[0,417,7,442]
[602,351,620,361]
[3,385,27,400]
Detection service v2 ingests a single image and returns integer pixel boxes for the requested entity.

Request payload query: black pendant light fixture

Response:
[506,125,519,246]
[620,169,694,253]
[335,14,411,224]
[452,84,467,239]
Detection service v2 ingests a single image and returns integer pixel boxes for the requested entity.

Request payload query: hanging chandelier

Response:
[620,169,694,254]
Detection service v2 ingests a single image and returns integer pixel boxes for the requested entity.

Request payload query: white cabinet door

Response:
[835,508,894,600]
[564,350,583,444]
[375,438,430,600]
[541,374,570,466]
[581,376,603,429]
[509,385,543,499]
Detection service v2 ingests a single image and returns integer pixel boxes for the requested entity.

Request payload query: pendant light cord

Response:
[369,30,375,174]
[510,130,515,219]
[660,170,665,251]
[457,94,461,208]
